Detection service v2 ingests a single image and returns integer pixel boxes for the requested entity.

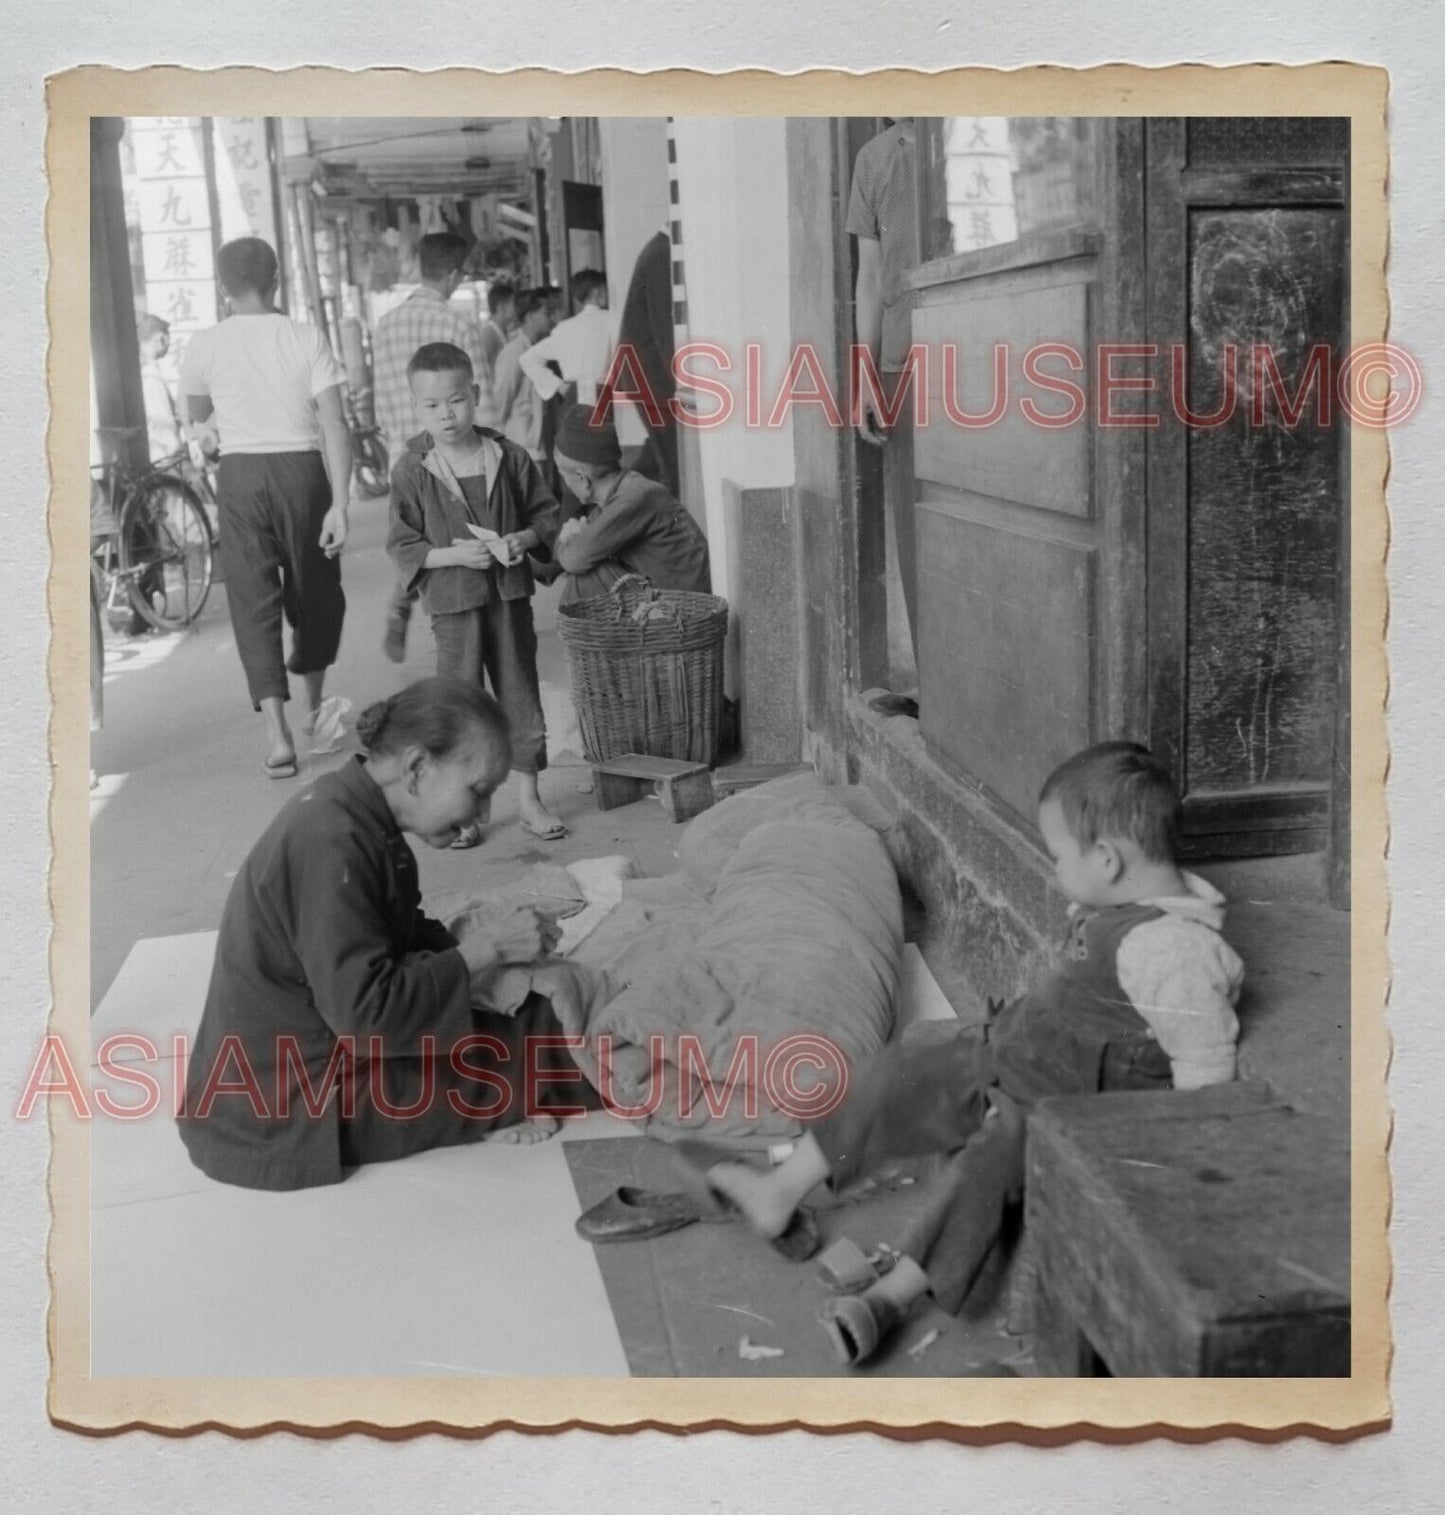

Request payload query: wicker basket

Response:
[556,574,729,766]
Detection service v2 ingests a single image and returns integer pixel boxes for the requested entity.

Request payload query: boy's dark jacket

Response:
[386,426,561,615]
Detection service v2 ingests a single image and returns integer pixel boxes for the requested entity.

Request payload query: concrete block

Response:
[723,480,803,764]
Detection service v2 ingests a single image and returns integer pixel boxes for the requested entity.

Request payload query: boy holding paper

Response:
[387,342,566,845]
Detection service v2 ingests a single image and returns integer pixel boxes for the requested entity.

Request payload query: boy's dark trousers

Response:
[810,1024,1021,1313]
[809,1006,1168,1315]
[431,597,548,773]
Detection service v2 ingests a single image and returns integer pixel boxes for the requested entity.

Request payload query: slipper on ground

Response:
[574,1185,705,1243]
[520,816,568,841]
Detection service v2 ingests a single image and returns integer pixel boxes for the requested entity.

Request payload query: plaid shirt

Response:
[371,288,498,453]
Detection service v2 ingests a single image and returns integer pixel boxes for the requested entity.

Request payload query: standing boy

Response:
[493,289,556,463]
[372,232,499,664]
[180,237,352,780]
[477,282,519,376]
[386,342,567,847]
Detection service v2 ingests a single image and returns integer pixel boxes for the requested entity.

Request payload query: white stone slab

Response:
[90,931,217,1064]
[91,1135,630,1378]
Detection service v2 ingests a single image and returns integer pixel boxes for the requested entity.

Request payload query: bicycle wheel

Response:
[353,429,392,496]
[118,476,214,632]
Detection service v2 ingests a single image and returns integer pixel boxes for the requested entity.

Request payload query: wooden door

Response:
[1145,118,1350,861]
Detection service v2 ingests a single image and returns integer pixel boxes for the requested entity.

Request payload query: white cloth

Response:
[519,303,621,404]
[140,358,182,460]
[1112,871,1245,1091]
[179,313,344,454]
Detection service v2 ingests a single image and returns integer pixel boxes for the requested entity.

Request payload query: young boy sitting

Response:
[695,741,1245,1364]
[387,341,567,846]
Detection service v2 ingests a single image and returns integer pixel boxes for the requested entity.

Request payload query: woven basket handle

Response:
[605,572,657,622]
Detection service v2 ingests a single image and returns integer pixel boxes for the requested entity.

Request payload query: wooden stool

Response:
[590,753,716,822]
[1022,1081,1350,1376]
[712,762,812,798]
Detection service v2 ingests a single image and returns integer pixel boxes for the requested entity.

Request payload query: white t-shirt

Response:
[179,314,345,454]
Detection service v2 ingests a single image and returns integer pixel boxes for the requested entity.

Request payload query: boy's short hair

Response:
[569,268,607,307]
[417,232,470,283]
[487,282,517,315]
[217,237,279,297]
[406,341,474,383]
[136,312,170,342]
[1038,742,1181,862]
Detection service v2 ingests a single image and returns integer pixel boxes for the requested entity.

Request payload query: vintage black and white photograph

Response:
[47,67,1390,1429]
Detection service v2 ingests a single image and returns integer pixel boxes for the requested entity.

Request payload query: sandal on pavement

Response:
[520,814,568,842]
[264,754,298,780]
[819,1254,930,1367]
[574,1185,705,1243]
[450,822,484,850]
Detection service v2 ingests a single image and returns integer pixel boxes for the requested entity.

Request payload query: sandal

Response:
[450,823,484,850]
[520,814,568,842]
[264,753,298,780]
[819,1254,930,1366]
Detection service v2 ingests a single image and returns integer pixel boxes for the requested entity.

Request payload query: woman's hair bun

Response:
[354,698,391,750]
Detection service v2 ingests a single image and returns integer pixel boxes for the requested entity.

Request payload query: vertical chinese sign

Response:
[943,117,1018,254]
[129,117,217,389]
[212,118,279,251]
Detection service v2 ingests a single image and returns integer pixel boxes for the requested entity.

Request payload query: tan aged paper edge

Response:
[45,62,1392,1439]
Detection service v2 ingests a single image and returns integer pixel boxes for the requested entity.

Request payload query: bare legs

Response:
[259,671,327,775]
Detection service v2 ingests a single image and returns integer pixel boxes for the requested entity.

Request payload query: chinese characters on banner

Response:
[943,117,1018,254]
[129,117,217,387]
[213,117,278,249]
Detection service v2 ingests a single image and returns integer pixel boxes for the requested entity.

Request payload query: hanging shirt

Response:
[846,122,921,373]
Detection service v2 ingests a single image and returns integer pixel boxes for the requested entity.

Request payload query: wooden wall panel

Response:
[913,277,1093,518]
[918,505,1095,820]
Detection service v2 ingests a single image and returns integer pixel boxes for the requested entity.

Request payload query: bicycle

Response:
[90,426,215,635]
[346,386,391,498]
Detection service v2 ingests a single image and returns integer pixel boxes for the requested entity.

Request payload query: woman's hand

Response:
[456,906,560,977]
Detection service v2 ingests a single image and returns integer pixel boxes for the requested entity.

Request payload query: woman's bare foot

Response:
[485,1113,561,1146]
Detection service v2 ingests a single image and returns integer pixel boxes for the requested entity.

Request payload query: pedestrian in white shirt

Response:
[180,237,352,781]
[519,269,621,407]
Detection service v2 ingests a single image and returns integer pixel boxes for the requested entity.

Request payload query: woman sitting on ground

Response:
[177,676,601,1191]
